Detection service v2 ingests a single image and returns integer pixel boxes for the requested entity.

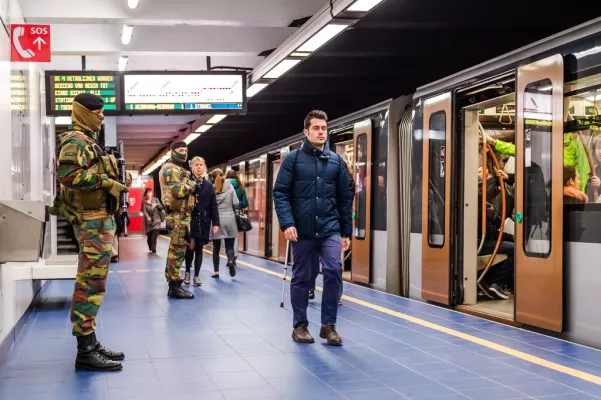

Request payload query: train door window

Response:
[522,79,553,257]
[427,111,446,247]
[354,133,367,240]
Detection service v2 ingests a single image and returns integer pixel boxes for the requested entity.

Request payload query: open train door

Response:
[421,93,452,305]
[351,119,372,284]
[515,55,564,332]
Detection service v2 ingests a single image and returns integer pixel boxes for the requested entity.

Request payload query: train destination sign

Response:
[45,71,123,116]
[123,72,247,115]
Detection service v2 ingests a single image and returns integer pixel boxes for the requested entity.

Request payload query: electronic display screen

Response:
[45,71,122,116]
[123,72,246,114]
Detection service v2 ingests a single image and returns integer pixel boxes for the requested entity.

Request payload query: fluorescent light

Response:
[263,59,301,79]
[195,125,212,133]
[347,0,384,12]
[122,25,134,45]
[297,23,349,53]
[184,133,200,144]
[247,83,268,98]
[207,114,226,124]
[290,52,310,57]
[118,56,128,71]
[128,0,139,9]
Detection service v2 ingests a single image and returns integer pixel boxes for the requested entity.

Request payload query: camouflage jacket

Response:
[159,161,196,212]
[56,129,116,220]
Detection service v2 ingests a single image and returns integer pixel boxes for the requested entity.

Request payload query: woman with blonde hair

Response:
[210,168,239,278]
[184,156,219,286]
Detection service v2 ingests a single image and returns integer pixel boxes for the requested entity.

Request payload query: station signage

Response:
[44,70,247,116]
[45,71,122,116]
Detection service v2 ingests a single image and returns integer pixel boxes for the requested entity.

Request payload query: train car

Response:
[227,99,413,293]
[409,17,601,348]
[218,17,601,349]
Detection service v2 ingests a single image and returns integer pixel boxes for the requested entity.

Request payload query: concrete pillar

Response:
[104,117,117,147]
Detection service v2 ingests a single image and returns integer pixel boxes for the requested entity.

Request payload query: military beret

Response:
[73,93,104,111]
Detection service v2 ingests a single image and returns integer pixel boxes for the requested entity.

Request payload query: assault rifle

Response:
[117,140,130,236]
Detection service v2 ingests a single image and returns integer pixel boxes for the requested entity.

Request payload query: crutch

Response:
[280,240,290,308]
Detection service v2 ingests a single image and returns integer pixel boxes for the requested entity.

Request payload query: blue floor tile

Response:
[3,237,601,400]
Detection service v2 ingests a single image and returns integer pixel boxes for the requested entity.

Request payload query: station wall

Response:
[0,0,55,359]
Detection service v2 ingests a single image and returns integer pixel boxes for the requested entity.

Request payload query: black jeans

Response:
[213,238,235,273]
[480,240,514,289]
[185,238,205,276]
[147,229,159,252]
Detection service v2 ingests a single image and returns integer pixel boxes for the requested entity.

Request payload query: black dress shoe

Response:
[292,323,314,343]
[168,279,194,299]
[75,334,122,371]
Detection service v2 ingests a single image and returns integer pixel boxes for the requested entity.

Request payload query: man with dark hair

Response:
[159,141,196,299]
[274,110,352,346]
[53,93,128,371]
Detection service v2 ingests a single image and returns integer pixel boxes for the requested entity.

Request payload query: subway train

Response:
[214,17,601,349]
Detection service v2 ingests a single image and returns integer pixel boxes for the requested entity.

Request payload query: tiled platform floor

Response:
[2,235,601,399]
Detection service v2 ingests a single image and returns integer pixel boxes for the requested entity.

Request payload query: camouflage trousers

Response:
[165,211,191,281]
[71,216,116,337]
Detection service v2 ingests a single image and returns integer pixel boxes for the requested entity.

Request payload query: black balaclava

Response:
[170,141,187,165]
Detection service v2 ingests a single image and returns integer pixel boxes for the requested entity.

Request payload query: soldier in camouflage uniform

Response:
[52,93,129,371]
[160,141,197,299]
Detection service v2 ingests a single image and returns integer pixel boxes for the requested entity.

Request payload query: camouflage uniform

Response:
[55,128,120,336]
[160,161,196,281]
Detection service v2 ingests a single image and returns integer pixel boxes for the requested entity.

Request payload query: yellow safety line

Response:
[154,237,601,385]
[202,250,601,385]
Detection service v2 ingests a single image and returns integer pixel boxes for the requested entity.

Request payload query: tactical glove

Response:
[102,177,129,199]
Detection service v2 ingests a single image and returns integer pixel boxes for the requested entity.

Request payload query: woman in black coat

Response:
[184,156,220,286]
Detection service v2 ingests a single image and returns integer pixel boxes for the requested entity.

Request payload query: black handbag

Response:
[235,211,252,232]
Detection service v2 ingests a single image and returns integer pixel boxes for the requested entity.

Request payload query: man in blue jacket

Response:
[273,110,352,346]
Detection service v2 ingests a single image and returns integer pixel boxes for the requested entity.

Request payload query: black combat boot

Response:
[93,333,125,361]
[168,279,194,299]
[75,333,122,371]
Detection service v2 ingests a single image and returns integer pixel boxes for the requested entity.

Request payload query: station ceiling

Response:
[22,0,601,169]
[189,1,601,167]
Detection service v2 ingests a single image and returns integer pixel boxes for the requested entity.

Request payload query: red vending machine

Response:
[127,188,144,234]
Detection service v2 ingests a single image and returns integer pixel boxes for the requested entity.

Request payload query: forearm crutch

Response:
[280,240,290,308]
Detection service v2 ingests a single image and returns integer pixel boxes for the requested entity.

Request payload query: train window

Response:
[564,72,601,206]
[354,133,368,240]
[427,111,446,248]
[522,79,553,258]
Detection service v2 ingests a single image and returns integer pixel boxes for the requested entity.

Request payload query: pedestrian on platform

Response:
[225,169,248,258]
[52,93,128,371]
[273,110,352,346]
[142,187,164,253]
[159,141,197,299]
[184,156,220,286]
[209,168,239,278]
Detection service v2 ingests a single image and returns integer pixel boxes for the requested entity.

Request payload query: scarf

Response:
[564,186,588,202]
[171,149,187,165]
[72,101,103,136]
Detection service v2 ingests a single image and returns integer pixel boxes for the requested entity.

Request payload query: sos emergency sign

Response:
[11,24,51,62]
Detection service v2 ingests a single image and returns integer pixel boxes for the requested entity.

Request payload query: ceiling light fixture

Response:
[207,114,226,124]
[247,83,268,98]
[195,125,212,133]
[347,0,384,12]
[118,56,128,71]
[296,23,349,53]
[122,25,134,45]
[290,52,310,57]
[263,59,301,79]
[184,133,200,144]
[128,0,139,9]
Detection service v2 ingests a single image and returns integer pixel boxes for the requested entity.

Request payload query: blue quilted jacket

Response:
[273,140,352,240]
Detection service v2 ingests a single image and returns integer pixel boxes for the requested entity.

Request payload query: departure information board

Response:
[45,71,122,116]
[123,72,246,114]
